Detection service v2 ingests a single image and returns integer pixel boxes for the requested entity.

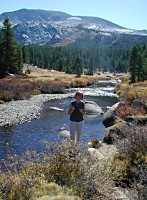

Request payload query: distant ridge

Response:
[0,9,72,24]
[0,9,147,47]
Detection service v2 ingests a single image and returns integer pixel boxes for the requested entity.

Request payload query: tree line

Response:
[28,44,130,75]
[0,18,147,81]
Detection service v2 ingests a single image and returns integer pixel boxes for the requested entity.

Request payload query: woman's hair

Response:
[75,91,84,99]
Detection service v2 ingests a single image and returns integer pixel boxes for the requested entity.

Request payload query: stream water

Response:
[0,81,118,161]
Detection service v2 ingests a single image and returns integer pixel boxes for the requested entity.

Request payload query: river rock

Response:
[103,119,128,144]
[88,148,104,159]
[50,106,64,111]
[59,130,70,138]
[85,101,103,114]
[102,102,124,128]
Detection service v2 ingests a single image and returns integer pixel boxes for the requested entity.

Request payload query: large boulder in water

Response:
[103,101,147,128]
[85,101,103,115]
[102,102,123,127]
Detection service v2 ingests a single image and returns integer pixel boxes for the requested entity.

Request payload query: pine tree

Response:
[22,46,30,64]
[129,45,138,83]
[16,43,23,69]
[129,44,144,82]
[0,31,7,77]
[142,45,147,80]
[87,58,94,75]
[1,18,19,74]
[74,55,83,77]
[135,44,144,82]
[65,57,71,74]
[58,58,63,71]
[0,30,6,78]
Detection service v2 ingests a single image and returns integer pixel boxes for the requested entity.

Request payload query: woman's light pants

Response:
[69,120,84,143]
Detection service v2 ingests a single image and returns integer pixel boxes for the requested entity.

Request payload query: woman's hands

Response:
[68,103,85,115]
[68,105,75,115]
[79,109,84,114]
[80,104,85,115]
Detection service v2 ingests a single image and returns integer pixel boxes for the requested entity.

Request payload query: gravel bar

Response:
[0,93,74,127]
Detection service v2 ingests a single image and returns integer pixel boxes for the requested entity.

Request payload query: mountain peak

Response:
[0,9,147,47]
[0,9,72,24]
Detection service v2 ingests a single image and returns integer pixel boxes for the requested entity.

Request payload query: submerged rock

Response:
[85,101,103,115]
[50,106,64,111]
[59,130,70,138]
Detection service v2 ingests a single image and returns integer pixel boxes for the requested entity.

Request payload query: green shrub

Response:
[25,68,31,74]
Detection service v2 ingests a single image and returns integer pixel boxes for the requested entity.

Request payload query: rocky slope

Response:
[0,9,147,46]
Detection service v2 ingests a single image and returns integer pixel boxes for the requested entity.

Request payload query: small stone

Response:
[59,130,70,138]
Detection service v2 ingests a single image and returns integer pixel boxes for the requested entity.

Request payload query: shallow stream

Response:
[0,81,118,161]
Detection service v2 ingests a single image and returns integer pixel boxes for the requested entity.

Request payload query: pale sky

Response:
[0,0,146,30]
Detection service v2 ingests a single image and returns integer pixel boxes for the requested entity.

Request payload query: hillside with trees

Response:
[0,18,147,200]
[27,44,130,74]
[0,18,147,81]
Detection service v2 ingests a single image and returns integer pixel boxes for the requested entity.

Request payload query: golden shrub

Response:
[0,100,5,104]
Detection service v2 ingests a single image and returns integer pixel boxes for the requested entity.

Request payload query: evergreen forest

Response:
[0,18,147,82]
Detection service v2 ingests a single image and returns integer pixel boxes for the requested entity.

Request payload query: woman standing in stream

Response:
[68,91,85,143]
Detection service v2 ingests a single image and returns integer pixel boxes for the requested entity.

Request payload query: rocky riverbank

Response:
[0,93,74,127]
[0,92,105,127]
[102,100,147,144]
[0,79,118,127]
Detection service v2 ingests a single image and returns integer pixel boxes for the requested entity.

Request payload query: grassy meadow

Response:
[0,67,115,103]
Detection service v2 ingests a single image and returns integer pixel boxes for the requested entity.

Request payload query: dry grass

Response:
[115,80,147,104]
[0,100,5,104]
[0,67,117,102]
[26,70,117,91]
[26,68,107,83]
[23,66,114,82]
[0,78,66,101]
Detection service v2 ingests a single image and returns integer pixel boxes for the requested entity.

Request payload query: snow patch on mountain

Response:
[83,23,147,36]
[67,17,82,21]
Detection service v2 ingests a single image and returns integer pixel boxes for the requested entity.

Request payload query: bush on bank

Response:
[112,123,147,199]
[0,76,99,102]
[0,141,114,200]
[115,80,147,104]
[0,131,147,199]
[111,77,147,199]
[0,79,66,102]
